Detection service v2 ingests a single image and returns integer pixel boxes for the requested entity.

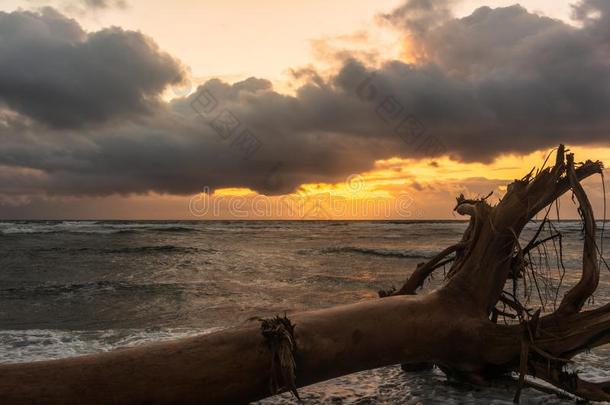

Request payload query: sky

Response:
[0,0,608,219]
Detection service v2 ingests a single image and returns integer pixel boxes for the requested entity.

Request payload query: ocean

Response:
[1,220,609,404]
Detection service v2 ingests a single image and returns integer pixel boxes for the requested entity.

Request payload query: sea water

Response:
[1,220,609,404]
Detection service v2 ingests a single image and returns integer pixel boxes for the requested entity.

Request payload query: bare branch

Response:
[555,154,600,316]
[530,363,610,403]
[528,158,603,219]
[393,242,466,295]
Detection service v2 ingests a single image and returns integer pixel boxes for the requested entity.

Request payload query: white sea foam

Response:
[0,328,219,364]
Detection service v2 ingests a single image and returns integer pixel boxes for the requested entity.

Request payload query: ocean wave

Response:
[152,226,199,233]
[34,245,212,255]
[0,281,218,298]
[103,245,207,254]
[0,221,201,235]
[322,246,435,259]
[114,229,139,235]
[0,327,221,364]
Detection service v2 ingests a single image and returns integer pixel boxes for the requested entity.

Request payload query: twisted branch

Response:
[555,154,600,316]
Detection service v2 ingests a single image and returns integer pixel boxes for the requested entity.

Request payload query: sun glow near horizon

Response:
[2,145,607,221]
[203,146,610,220]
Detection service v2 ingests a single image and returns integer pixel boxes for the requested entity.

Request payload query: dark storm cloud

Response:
[378,0,456,38]
[79,0,127,9]
[25,0,128,12]
[1,1,610,204]
[0,7,183,128]
[0,75,387,197]
[365,0,610,161]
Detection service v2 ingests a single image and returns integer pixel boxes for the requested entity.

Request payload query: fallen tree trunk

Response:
[0,292,497,404]
[0,145,608,403]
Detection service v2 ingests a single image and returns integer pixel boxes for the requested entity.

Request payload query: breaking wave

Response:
[322,246,435,259]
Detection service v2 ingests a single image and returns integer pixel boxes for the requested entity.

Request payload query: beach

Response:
[1,220,609,403]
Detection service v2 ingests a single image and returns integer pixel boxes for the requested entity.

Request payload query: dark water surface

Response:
[1,220,609,404]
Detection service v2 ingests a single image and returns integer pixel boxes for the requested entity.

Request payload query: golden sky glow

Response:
[49,146,604,221]
[188,146,610,220]
[0,1,606,220]
[1,1,574,92]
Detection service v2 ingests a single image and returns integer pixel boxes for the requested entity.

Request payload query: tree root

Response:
[383,145,609,403]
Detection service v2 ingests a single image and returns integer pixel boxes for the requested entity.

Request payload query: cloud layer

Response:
[0,7,182,128]
[0,1,609,208]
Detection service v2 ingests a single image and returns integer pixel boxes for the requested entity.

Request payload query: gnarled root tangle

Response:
[388,144,608,402]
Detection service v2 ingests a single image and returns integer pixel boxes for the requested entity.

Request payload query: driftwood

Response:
[0,145,609,404]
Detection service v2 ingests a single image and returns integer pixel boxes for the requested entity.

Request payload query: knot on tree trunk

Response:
[260,315,300,400]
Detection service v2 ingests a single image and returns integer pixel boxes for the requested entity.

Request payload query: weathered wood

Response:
[0,292,492,404]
